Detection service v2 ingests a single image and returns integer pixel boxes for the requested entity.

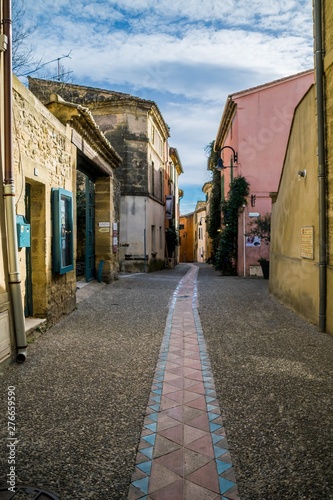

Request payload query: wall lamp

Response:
[216,146,238,171]
[297,169,307,180]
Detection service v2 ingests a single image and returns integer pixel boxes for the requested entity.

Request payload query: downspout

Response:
[2,0,27,361]
[314,0,327,332]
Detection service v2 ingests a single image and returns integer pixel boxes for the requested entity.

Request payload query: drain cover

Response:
[0,485,59,499]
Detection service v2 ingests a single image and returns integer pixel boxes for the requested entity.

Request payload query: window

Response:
[151,225,156,253]
[52,188,74,274]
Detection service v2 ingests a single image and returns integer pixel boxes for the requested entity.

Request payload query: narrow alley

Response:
[0,264,332,499]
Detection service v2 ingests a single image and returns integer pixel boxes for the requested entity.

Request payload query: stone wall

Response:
[13,76,76,325]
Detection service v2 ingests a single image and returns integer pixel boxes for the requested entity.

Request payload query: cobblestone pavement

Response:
[0,263,332,499]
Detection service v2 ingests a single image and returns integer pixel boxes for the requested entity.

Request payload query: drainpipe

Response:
[2,0,27,361]
[314,0,327,332]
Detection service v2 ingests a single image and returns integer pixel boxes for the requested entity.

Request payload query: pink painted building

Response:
[214,70,314,276]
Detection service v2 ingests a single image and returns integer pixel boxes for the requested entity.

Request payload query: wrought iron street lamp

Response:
[216,146,238,171]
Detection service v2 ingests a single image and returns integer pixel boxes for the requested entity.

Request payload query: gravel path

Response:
[0,265,189,500]
[197,263,333,499]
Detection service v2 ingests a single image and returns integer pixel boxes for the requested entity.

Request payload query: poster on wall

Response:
[246,236,261,247]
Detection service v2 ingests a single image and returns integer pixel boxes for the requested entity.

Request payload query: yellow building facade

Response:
[270,0,333,335]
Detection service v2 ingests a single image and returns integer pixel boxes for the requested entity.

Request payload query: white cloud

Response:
[18,0,313,211]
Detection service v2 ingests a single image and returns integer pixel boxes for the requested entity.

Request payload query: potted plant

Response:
[247,213,271,279]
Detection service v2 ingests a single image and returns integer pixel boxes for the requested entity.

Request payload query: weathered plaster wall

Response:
[13,76,76,325]
[270,86,319,324]
[229,71,314,276]
[324,0,333,334]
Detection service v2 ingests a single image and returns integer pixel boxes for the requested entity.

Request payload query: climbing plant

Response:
[214,176,250,274]
[204,141,221,263]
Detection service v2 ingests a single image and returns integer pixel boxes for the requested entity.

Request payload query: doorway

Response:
[76,171,95,282]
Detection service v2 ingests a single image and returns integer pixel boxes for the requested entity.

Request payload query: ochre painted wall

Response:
[324,0,333,334]
[269,86,319,325]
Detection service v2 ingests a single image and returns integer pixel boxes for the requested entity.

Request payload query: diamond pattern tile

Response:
[128,265,239,499]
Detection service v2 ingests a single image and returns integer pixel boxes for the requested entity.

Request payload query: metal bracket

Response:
[0,33,8,52]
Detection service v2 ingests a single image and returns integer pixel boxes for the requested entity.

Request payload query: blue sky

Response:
[16,0,314,213]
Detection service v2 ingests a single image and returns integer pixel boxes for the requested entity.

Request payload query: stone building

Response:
[28,78,174,273]
[270,0,333,335]
[0,76,121,364]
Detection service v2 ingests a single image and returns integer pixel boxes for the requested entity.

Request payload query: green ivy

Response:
[214,176,250,274]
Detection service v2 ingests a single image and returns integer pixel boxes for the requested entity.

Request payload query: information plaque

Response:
[301,226,314,259]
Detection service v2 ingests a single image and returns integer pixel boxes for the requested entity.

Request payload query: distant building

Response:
[179,213,195,263]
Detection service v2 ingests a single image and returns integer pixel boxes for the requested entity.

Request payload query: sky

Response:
[15,0,314,214]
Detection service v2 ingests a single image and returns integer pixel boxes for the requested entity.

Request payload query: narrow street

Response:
[0,264,332,499]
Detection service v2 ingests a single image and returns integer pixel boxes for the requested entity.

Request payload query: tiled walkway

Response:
[128,265,240,499]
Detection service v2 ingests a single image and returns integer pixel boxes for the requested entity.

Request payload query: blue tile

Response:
[219,477,235,494]
[206,396,215,403]
[143,433,156,446]
[212,434,223,444]
[152,388,162,394]
[208,412,219,421]
[140,446,153,460]
[207,404,219,412]
[147,412,158,422]
[210,423,222,433]
[151,395,161,403]
[137,460,152,475]
[133,477,149,494]
[148,404,160,412]
[144,422,157,432]
[214,446,228,458]
[216,459,232,475]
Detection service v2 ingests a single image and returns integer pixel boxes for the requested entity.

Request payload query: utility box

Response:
[16,215,31,248]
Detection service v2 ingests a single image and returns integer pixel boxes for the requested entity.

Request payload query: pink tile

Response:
[185,396,207,410]
[165,390,184,404]
[159,423,184,445]
[183,448,212,476]
[183,406,204,422]
[185,382,205,394]
[155,448,184,476]
[183,425,209,445]
[185,371,203,382]
[162,382,182,394]
[164,405,184,422]
[183,378,201,390]
[165,377,184,389]
[157,414,182,432]
[183,359,202,370]
[184,480,219,499]
[153,434,181,458]
[185,434,214,458]
[186,413,210,432]
[160,397,182,411]
[183,391,202,404]
[186,460,220,494]
[149,462,181,494]
[149,479,184,500]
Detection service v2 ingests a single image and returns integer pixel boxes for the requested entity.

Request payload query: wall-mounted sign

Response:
[301,226,314,259]
[99,222,110,227]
